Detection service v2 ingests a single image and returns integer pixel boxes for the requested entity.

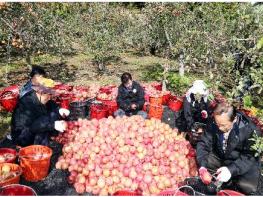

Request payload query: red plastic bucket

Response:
[19,145,52,182]
[0,184,37,196]
[59,94,72,109]
[168,96,183,112]
[148,104,163,119]
[149,96,163,106]
[90,104,108,119]
[106,101,118,116]
[2,85,19,95]
[162,92,171,105]
[0,148,17,163]
[96,98,118,116]
[0,91,18,112]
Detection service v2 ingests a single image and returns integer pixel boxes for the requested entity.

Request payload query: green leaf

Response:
[256,37,263,50]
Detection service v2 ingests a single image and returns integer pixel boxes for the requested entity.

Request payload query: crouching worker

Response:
[11,78,70,147]
[196,103,262,195]
[115,72,147,119]
[176,80,211,146]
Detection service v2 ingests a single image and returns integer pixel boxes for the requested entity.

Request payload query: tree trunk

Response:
[97,61,106,72]
[26,52,32,69]
[162,73,167,92]
[179,61,184,76]
[5,65,8,84]
[164,27,173,55]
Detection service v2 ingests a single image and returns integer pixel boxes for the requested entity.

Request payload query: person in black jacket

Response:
[115,72,147,119]
[196,103,262,195]
[11,78,69,147]
[176,80,211,146]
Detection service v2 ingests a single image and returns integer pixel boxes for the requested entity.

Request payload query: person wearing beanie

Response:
[11,78,69,146]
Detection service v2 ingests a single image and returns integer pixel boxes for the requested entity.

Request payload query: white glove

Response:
[59,108,70,117]
[216,167,231,182]
[54,120,67,133]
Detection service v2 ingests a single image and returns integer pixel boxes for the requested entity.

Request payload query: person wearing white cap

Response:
[11,78,70,147]
[177,80,211,146]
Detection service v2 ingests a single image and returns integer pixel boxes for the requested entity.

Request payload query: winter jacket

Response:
[11,91,61,146]
[19,80,33,98]
[176,94,211,132]
[196,112,262,194]
[184,93,211,131]
[116,81,145,116]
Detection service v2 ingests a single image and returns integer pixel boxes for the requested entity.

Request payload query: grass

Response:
[0,112,12,139]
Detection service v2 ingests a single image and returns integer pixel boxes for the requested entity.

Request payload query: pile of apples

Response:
[87,84,101,98]
[52,121,79,145]
[55,116,198,195]
[97,87,118,101]
[71,87,90,102]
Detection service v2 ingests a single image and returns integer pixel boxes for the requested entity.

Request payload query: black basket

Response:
[184,177,217,195]
[69,101,88,121]
[86,98,96,108]
[70,100,87,108]
[68,98,96,120]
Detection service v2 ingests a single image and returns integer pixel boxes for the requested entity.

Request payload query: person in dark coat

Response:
[176,80,211,146]
[11,78,69,147]
[115,72,147,119]
[196,103,262,195]
[20,66,46,98]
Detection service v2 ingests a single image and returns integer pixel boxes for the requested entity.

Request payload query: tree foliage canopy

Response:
[0,2,262,107]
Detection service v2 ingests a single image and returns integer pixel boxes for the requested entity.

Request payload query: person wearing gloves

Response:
[177,80,211,146]
[20,65,47,98]
[115,72,147,119]
[11,78,70,147]
[196,102,262,195]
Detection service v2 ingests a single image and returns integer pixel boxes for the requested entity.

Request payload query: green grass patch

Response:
[141,63,213,95]
[0,112,12,140]
[32,54,59,65]
[121,53,178,68]
[0,63,24,76]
